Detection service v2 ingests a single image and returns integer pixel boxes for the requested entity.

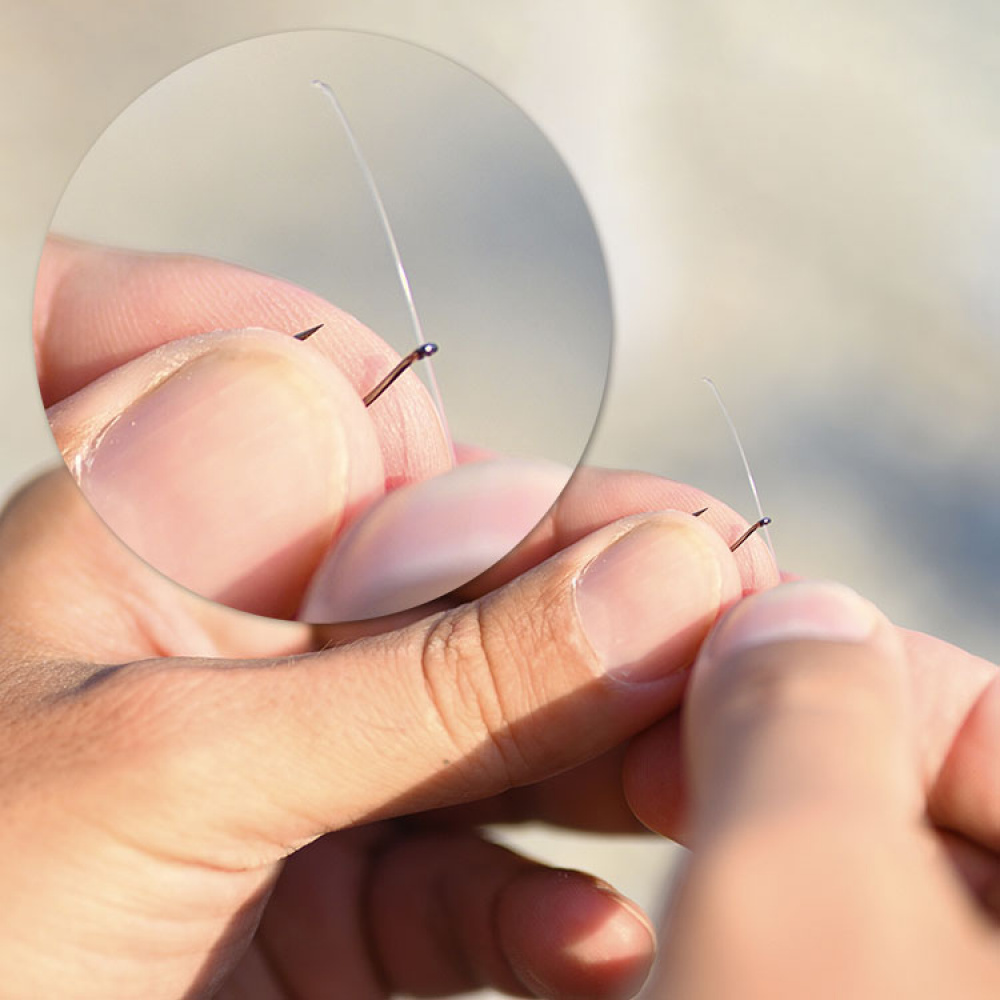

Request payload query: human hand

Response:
[0,428,776,997]
[624,581,1000,999]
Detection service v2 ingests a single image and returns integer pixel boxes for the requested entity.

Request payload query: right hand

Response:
[625,581,1000,999]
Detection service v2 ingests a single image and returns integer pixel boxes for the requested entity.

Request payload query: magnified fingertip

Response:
[299,458,573,622]
[56,331,385,618]
[499,868,656,1000]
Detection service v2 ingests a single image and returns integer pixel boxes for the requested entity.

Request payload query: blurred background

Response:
[3,3,998,997]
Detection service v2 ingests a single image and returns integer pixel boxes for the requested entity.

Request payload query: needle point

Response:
[294,324,324,341]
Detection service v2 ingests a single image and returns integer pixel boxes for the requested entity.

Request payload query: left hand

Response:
[0,461,775,1000]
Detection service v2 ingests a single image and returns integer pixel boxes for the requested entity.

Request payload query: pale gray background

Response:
[3,3,999,998]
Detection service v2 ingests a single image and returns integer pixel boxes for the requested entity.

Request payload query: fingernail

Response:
[79,344,378,617]
[300,459,573,622]
[575,516,725,681]
[705,580,881,662]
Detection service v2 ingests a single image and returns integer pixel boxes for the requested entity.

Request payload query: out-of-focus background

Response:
[3,3,998,997]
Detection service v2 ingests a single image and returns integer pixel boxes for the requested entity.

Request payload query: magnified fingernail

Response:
[299,458,573,622]
[80,343,379,617]
[705,581,882,662]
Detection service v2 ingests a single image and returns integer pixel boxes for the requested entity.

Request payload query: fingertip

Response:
[622,714,689,841]
[299,458,573,622]
[51,330,385,617]
[254,311,454,489]
[33,238,454,491]
[574,511,744,684]
[499,868,656,1000]
[685,581,917,836]
[699,580,897,670]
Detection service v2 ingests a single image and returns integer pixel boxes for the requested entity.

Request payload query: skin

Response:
[637,587,1000,1000]
[36,237,453,618]
[3,240,994,998]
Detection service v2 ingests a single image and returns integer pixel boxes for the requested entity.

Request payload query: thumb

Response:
[654,588,999,997]
[684,580,920,836]
[47,329,384,618]
[71,510,746,865]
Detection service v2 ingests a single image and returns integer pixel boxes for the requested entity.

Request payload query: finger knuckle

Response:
[419,601,547,785]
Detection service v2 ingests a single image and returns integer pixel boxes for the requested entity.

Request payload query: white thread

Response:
[702,377,776,560]
[311,79,454,458]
